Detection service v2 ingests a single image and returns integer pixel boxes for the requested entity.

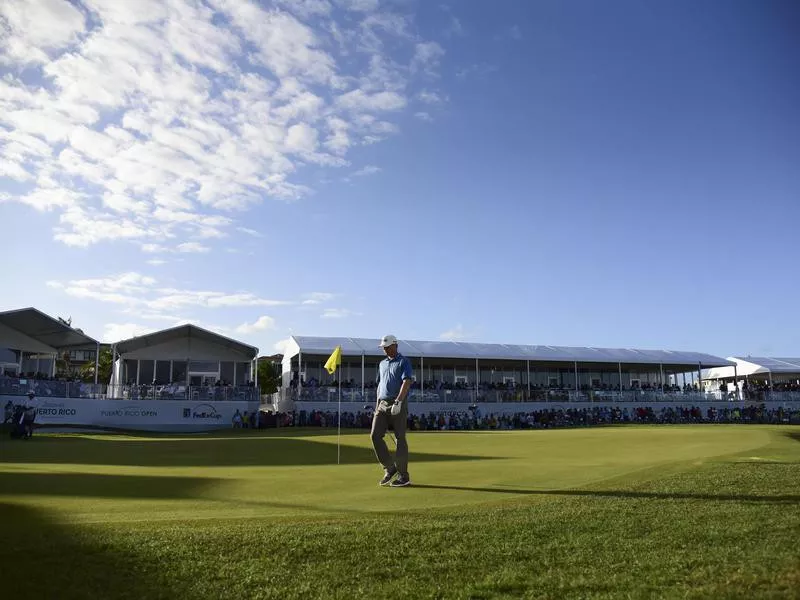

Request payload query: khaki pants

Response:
[371,402,409,477]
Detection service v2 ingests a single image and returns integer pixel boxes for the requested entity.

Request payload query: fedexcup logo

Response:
[184,403,223,420]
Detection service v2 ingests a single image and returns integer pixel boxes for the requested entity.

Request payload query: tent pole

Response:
[574,361,579,392]
[527,360,530,399]
[298,351,303,398]
[698,362,702,393]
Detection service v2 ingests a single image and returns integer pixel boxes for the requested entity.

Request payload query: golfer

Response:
[22,391,38,438]
[372,334,413,487]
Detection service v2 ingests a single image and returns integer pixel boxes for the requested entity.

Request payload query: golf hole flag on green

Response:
[324,345,342,375]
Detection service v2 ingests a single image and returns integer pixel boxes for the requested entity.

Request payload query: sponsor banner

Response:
[1,396,260,432]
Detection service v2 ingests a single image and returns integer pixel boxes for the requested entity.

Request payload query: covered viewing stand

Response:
[0,307,101,383]
[110,323,259,389]
[282,336,736,401]
[703,356,800,390]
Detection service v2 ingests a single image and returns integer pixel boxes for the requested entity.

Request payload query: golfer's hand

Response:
[377,400,391,414]
[390,400,403,416]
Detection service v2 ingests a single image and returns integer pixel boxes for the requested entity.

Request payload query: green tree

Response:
[79,348,114,384]
[256,359,281,395]
[55,351,71,378]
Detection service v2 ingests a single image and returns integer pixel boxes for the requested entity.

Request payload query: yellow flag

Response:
[324,345,342,375]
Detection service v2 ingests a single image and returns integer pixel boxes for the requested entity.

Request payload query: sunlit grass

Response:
[1,425,798,598]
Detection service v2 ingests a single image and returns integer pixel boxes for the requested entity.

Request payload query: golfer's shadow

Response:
[411,484,800,504]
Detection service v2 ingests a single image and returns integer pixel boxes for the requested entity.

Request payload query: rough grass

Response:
[1,425,798,599]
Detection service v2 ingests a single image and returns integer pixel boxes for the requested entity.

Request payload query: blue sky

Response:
[1,0,798,358]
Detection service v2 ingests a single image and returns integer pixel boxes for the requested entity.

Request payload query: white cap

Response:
[379,334,398,348]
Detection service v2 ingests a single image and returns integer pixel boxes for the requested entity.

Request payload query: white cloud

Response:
[444,15,465,38]
[236,227,263,238]
[142,244,168,253]
[134,312,186,322]
[276,0,333,19]
[324,116,351,154]
[414,112,433,122]
[418,90,446,105]
[335,0,379,11]
[302,292,335,305]
[49,272,295,313]
[216,0,335,82]
[103,323,156,343]
[359,13,411,52]
[411,42,444,76]
[321,308,357,319]
[146,259,167,266]
[285,123,319,154]
[54,207,156,247]
[352,165,382,177]
[439,324,472,341]
[236,315,276,334]
[0,0,86,66]
[176,242,210,253]
[273,338,292,354]
[19,188,81,211]
[336,90,407,112]
[1,0,448,251]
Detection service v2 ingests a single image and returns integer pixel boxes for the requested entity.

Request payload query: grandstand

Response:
[280,336,737,405]
[0,307,100,386]
[703,356,800,395]
[3,307,798,429]
[109,323,260,402]
[0,310,262,431]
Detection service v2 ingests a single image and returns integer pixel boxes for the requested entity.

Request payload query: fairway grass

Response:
[1,425,798,599]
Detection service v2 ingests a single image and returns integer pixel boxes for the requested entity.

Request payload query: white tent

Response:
[0,307,99,380]
[110,323,259,387]
[703,356,800,386]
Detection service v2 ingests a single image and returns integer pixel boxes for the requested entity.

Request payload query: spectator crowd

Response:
[256,404,800,430]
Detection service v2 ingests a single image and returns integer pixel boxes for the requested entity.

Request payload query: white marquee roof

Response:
[0,307,98,353]
[703,356,800,380]
[285,336,733,367]
[115,324,257,359]
[732,357,800,373]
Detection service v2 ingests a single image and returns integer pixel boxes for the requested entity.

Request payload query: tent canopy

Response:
[731,356,800,374]
[705,356,800,380]
[115,324,258,360]
[285,336,734,368]
[0,307,98,353]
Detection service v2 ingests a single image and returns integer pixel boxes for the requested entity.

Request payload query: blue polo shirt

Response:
[377,353,413,401]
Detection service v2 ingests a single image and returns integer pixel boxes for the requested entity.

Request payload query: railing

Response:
[0,377,259,402]
[280,387,800,404]
[3,375,797,404]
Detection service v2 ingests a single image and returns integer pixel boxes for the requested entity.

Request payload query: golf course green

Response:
[1,425,798,598]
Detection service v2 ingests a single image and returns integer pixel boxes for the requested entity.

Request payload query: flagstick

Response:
[337,373,341,465]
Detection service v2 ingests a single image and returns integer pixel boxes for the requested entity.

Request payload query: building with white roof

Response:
[281,335,734,403]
